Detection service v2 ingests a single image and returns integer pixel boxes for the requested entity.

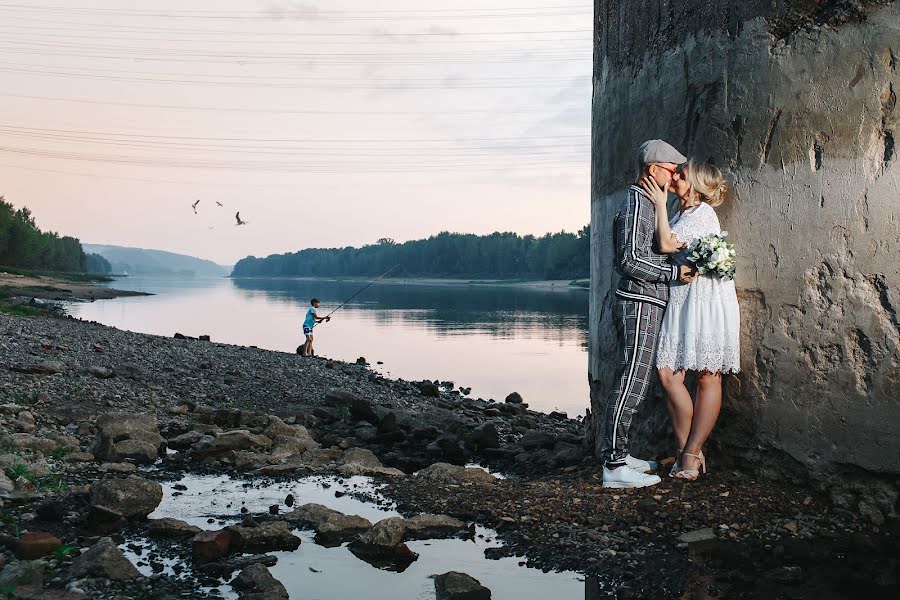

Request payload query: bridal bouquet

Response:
[686,232,736,280]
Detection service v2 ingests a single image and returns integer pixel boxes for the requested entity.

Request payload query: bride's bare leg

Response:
[657,368,692,451]
[682,371,722,472]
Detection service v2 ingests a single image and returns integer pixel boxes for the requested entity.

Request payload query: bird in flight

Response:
[192,200,200,214]
[235,212,248,226]
[216,201,224,207]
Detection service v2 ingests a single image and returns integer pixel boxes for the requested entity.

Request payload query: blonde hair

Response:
[683,160,728,208]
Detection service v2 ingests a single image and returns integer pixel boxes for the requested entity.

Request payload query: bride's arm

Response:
[639,177,684,254]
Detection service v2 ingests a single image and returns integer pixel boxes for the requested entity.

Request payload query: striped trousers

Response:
[601,298,665,466]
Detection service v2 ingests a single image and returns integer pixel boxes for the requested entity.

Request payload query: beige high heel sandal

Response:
[673,451,706,481]
[668,449,683,478]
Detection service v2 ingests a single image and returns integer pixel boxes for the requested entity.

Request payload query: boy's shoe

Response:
[624,454,658,473]
[602,465,661,489]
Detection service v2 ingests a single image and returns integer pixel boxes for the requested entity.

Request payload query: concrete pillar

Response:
[588,1,899,511]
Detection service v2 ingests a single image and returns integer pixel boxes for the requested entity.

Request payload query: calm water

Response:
[69,277,590,416]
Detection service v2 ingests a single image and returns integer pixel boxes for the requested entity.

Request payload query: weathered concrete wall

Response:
[588,1,899,511]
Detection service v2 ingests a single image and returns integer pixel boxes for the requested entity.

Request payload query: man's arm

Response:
[616,194,679,283]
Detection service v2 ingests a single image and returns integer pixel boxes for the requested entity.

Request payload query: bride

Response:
[640,160,740,481]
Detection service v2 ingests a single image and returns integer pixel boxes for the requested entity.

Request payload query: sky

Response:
[0,1,591,265]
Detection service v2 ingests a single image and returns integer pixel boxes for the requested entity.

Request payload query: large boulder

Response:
[90,476,163,519]
[0,434,58,454]
[337,448,405,477]
[192,529,232,563]
[404,514,469,540]
[208,430,273,452]
[283,503,372,546]
[348,517,418,569]
[231,563,289,600]
[149,518,203,538]
[92,412,165,463]
[226,521,301,553]
[324,389,379,424]
[434,572,492,600]
[68,537,140,581]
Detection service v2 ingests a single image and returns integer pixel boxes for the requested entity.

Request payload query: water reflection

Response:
[70,276,590,415]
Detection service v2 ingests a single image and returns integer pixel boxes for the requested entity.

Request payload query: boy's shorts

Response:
[303,326,314,336]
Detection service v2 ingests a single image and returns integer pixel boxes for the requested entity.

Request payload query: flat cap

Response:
[637,139,687,166]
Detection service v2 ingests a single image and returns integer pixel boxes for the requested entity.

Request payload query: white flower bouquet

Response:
[686,232,736,280]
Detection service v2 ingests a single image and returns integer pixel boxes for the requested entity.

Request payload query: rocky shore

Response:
[0,311,896,599]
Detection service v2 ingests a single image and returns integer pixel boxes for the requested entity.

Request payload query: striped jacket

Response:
[612,185,678,308]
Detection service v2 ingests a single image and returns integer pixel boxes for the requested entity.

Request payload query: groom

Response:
[601,139,697,489]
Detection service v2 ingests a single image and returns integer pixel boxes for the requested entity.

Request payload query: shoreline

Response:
[0,271,150,303]
[230,274,590,291]
[0,311,894,598]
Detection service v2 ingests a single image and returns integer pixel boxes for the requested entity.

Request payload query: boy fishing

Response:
[301,298,330,357]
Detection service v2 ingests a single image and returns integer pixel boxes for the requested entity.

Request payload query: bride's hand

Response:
[670,232,686,250]
[639,176,669,207]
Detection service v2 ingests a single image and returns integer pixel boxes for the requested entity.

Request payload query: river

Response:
[68,276,590,417]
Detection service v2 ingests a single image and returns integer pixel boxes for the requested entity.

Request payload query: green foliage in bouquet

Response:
[686,232,736,280]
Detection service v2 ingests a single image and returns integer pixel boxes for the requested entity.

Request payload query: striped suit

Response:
[602,185,677,466]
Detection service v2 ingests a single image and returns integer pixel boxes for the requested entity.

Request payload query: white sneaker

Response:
[602,465,662,489]
[624,454,658,473]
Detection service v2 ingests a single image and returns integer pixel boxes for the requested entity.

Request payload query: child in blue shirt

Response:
[301,298,330,356]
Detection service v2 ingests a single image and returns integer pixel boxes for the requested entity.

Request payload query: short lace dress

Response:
[655,202,741,374]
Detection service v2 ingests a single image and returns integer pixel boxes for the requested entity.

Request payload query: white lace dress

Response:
[655,202,741,374]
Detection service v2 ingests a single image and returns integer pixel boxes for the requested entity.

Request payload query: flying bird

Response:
[235,212,248,226]
[216,201,224,207]
[191,199,200,214]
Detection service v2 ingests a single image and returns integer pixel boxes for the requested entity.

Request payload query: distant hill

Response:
[83,244,229,277]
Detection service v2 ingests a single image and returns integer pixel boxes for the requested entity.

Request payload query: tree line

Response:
[232,227,590,280]
[0,198,111,274]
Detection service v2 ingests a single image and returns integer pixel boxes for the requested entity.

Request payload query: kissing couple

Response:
[601,140,741,489]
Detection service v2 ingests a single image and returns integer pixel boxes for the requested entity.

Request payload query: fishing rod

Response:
[320,264,400,321]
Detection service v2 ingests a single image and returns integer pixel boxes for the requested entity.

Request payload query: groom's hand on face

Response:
[678,264,698,283]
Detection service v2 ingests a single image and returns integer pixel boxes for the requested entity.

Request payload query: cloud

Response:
[262,1,321,21]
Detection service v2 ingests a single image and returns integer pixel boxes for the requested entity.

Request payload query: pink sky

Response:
[0,0,590,265]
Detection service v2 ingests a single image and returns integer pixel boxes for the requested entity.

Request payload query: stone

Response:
[227,521,301,553]
[110,439,159,464]
[405,514,469,540]
[519,429,554,450]
[63,452,95,464]
[314,514,374,546]
[504,392,523,404]
[12,586,89,600]
[167,430,205,450]
[231,563,289,600]
[149,517,203,538]
[68,537,140,581]
[88,366,114,379]
[434,571,492,600]
[192,529,232,563]
[0,471,14,496]
[0,434,58,454]
[94,413,158,442]
[10,361,67,375]
[0,560,47,588]
[416,463,496,486]
[677,528,717,545]
[348,517,418,569]
[551,442,585,466]
[86,505,124,534]
[470,423,500,449]
[90,476,163,519]
[324,388,379,424]
[196,554,278,577]
[99,462,138,474]
[15,532,61,560]
[208,430,272,452]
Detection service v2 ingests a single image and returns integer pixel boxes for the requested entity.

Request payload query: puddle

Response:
[126,473,585,599]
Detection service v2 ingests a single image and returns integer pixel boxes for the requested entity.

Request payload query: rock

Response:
[193,529,232,563]
[504,392,523,404]
[15,532,61,560]
[348,517,418,569]
[471,423,500,449]
[858,502,886,526]
[0,560,47,588]
[99,462,138,474]
[168,430,205,450]
[284,503,374,546]
[677,528,717,545]
[227,521,301,553]
[416,463,496,486]
[88,366,114,379]
[342,447,381,468]
[551,442,584,466]
[416,381,440,397]
[0,434,58,454]
[109,439,159,464]
[10,361,67,375]
[149,517,203,538]
[0,471,14,496]
[435,571,492,600]
[63,452,95,463]
[231,563,289,600]
[355,357,368,365]
[519,429,554,450]
[426,434,467,464]
[94,413,158,442]
[197,554,278,578]
[85,505,124,534]
[270,431,318,458]
[324,389,379,424]
[549,411,568,421]
[68,537,140,581]
[208,430,273,452]
[405,514,469,540]
[90,476,163,519]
